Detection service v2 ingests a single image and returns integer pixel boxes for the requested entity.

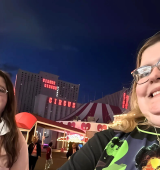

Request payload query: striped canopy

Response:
[59,103,122,123]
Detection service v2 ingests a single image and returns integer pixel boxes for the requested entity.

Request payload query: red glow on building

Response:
[43,78,57,91]
[54,98,57,104]
[44,84,57,90]
[122,93,129,109]
[68,102,71,107]
[122,93,126,108]
[63,101,66,106]
[43,78,55,85]
[72,103,76,108]
[125,95,129,109]
[58,100,62,106]
[49,97,52,103]
[48,98,76,108]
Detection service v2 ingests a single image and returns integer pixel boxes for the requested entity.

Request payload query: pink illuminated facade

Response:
[15,69,80,121]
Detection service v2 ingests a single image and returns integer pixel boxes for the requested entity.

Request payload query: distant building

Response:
[58,79,79,102]
[15,69,81,120]
[93,88,130,111]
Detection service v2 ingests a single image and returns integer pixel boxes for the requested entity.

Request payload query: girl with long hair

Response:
[0,70,28,169]
[58,32,160,170]
[28,135,41,170]
[66,142,79,160]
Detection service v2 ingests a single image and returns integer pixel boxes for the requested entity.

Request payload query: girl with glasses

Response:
[58,32,160,170]
[0,71,28,170]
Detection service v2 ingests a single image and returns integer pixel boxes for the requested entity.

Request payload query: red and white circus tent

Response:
[59,103,122,123]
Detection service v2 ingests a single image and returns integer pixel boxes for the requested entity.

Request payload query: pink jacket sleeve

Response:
[10,130,29,170]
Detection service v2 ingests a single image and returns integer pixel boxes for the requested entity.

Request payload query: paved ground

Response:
[35,152,68,170]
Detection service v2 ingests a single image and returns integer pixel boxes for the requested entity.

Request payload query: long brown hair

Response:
[0,71,19,168]
[109,32,160,132]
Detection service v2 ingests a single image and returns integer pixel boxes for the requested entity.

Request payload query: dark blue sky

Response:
[0,0,160,103]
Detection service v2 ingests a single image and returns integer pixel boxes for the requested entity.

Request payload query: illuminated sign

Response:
[43,78,55,85]
[84,137,89,143]
[122,93,129,109]
[67,134,84,141]
[57,137,67,141]
[57,135,89,143]
[42,78,57,90]
[48,97,76,108]
[122,93,126,108]
[67,134,84,143]
[125,95,129,109]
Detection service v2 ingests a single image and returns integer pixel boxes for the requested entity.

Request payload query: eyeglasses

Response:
[0,86,8,94]
[131,60,160,85]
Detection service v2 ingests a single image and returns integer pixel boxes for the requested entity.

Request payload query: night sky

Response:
[0,0,160,103]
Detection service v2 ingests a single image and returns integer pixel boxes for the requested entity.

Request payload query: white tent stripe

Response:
[106,104,114,121]
[94,103,103,123]
[79,103,94,120]
[59,103,121,123]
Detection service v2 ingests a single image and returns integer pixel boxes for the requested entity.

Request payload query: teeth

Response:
[153,91,160,97]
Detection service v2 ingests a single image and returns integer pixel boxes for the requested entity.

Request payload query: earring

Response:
[144,118,148,123]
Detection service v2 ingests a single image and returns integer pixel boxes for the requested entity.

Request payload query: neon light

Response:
[42,79,57,90]
[122,93,126,108]
[122,93,129,109]
[72,103,75,108]
[63,101,66,106]
[125,95,129,109]
[54,98,57,104]
[57,137,67,141]
[58,100,62,106]
[49,97,52,103]
[43,78,55,85]
[68,102,71,107]
[44,84,57,90]
[67,134,84,141]
[48,98,76,108]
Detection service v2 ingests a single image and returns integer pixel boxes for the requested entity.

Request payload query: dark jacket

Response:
[28,142,41,157]
[66,147,79,159]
